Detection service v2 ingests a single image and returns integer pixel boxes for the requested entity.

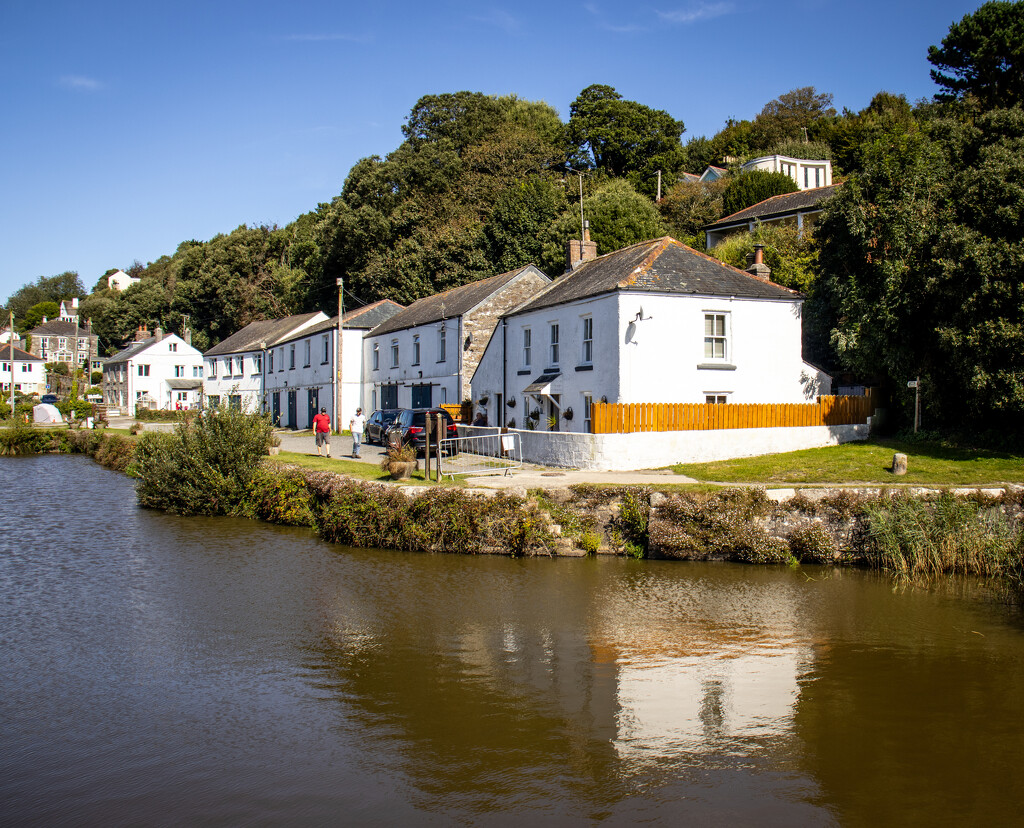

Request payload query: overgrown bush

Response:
[134,408,274,515]
[788,523,839,563]
[93,434,137,473]
[243,465,315,526]
[0,423,63,455]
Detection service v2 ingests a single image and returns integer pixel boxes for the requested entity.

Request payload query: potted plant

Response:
[380,443,418,480]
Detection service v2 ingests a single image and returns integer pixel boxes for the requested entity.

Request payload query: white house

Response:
[204,312,328,413]
[264,301,404,430]
[740,154,833,190]
[362,265,550,413]
[472,237,830,433]
[107,269,141,291]
[1,343,46,396]
[103,326,204,415]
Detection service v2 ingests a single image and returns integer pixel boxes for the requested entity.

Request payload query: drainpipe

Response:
[501,317,507,429]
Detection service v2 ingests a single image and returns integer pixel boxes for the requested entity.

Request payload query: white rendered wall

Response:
[205,351,262,411]
[363,320,460,411]
[473,422,870,471]
[130,335,203,414]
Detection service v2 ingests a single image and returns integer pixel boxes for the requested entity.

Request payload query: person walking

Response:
[312,407,332,457]
[349,407,366,458]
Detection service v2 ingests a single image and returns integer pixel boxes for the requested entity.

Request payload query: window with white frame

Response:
[209,360,217,378]
[289,344,296,370]
[322,335,329,364]
[412,335,420,365]
[438,326,447,362]
[137,364,150,377]
[391,340,399,368]
[278,348,284,371]
[303,340,311,367]
[236,355,245,375]
[583,393,593,433]
[581,316,593,364]
[523,327,532,367]
[58,338,67,350]
[268,350,274,372]
[169,342,177,352]
[253,354,261,374]
[373,343,379,370]
[174,365,185,377]
[549,323,559,366]
[194,365,203,378]
[705,393,729,404]
[703,313,729,361]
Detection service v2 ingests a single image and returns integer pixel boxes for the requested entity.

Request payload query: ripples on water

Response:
[2,455,1023,825]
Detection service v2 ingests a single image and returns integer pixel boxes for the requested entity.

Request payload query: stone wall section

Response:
[461,268,549,401]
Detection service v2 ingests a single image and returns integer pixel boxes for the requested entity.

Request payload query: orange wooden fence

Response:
[441,403,472,423]
[590,393,874,434]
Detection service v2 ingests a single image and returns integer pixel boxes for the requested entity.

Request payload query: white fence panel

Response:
[439,431,522,479]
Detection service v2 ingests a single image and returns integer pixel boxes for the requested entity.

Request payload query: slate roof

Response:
[27,320,95,337]
[295,300,407,339]
[1,343,43,362]
[369,266,548,338]
[509,237,798,316]
[204,312,326,356]
[705,184,841,230]
[106,337,160,365]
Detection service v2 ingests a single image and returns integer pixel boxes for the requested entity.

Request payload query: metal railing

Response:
[439,429,522,480]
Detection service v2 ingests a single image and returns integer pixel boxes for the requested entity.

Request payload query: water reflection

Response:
[4,456,1024,825]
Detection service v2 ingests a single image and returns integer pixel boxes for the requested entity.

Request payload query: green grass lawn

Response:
[671,438,1024,486]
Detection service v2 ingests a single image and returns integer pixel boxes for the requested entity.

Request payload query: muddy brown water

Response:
[2,455,1023,825]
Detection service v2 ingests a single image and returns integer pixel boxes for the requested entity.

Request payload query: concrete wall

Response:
[463,422,870,471]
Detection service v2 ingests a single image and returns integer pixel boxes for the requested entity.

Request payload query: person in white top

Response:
[349,407,366,458]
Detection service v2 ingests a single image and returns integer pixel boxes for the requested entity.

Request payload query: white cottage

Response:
[264,301,404,429]
[362,266,550,413]
[1,343,46,397]
[204,312,328,412]
[473,237,829,432]
[103,326,204,415]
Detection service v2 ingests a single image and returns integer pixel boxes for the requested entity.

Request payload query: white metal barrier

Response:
[439,430,522,479]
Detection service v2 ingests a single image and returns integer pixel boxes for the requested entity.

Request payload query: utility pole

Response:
[8,310,15,420]
[656,169,662,202]
[336,277,344,435]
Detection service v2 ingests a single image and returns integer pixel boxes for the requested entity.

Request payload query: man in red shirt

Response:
[312,407,332,457]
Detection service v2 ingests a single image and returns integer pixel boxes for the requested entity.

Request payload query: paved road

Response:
[272,428,695,489]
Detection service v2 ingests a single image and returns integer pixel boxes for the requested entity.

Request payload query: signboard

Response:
[907,380,918,388]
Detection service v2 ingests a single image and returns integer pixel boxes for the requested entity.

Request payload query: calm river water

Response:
[3,455,1024,826]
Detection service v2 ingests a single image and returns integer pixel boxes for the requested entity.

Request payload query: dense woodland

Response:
[5,1,1023,433]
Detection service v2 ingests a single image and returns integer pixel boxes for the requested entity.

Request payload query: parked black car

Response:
[364,408,401,445]
[384,408,459,454]
[40,394,58,405]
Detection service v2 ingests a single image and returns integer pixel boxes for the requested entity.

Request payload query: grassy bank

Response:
[671,438,1024,486]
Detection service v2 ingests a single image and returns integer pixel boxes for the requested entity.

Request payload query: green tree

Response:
[538,179,666,275]
[483,176,568,272]
[706,223,819,293]
[21,301,60,331]
[657,178,728,242]
[721,170,798,216]
[753,86,837,147]
[4,271,84,318]
[566,84,686,195]
[928,1,1024,109]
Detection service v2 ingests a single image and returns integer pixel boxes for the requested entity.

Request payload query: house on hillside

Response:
[265,300,403,429]
[204,312,328,412]
[740,155,832,190]
[26,298,102,376]
[1,343,46,397]
[107,270,141,291]
[472,237,829,432]
[703,184,841,248]
[362,267,550,413]
[103,325,204,415]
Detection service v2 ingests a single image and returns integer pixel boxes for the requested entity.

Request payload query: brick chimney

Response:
[565,220,598,272]
[746,243,771,281]
[184,327,192,346]
[134,324,149,343]
[154,326,164,342]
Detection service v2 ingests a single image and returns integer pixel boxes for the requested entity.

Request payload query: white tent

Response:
[33,403,62,424]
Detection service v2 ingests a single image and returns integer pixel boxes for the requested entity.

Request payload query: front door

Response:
[287,391,297,429]
[307,388,318,428]
[272,392,281,425]
[381,383,398,409]
[411,383,431,408]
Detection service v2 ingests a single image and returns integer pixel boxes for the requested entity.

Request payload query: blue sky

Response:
[0,0,981,304]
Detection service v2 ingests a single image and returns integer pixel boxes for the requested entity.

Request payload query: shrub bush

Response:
[134,408,274,515]
[242,465,315,526]
[788,523,838,563]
